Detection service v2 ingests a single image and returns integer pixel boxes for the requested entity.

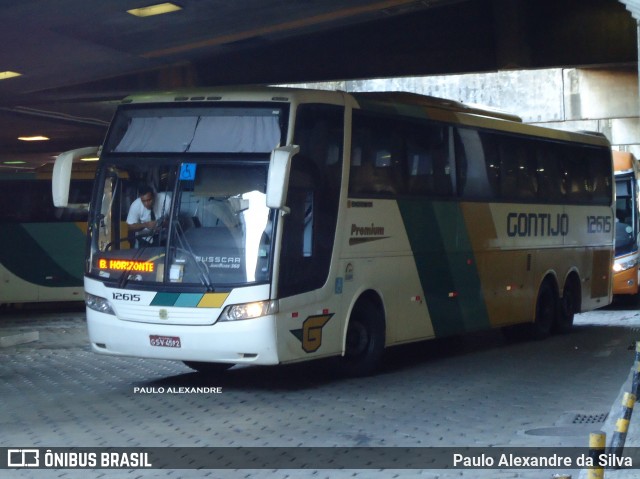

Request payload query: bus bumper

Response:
[86,310,280,365]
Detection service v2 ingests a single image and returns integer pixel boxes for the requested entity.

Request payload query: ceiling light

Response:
[3,160,26,165]
[18,136,50,141]
[0,71,21,80]
[80,157,99,162]
[127,2,182,17]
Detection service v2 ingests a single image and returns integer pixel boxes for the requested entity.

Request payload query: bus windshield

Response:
[89,159,274,289]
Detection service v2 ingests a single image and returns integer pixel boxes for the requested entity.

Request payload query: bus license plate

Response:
[150,335,181,348]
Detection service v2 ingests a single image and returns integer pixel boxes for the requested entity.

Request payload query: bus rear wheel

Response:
[530,281,557,339]
[340,300,385,377]
[555,278,579,334]
[183,361,232,375]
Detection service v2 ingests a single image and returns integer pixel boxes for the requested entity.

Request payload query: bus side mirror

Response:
[52,146,99,207]
[266,145,300,211]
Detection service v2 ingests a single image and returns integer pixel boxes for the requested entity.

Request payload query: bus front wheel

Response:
[340,300,385,376]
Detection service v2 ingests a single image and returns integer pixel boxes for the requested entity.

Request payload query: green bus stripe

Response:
[23,223,86,279]
[0,223,81,287]
[174,293,203,307]
[397,200,491,336]
[149,292,231,308]
[151,292,180,306]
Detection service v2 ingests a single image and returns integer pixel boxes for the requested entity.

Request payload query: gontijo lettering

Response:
[507,212,569,237]
[99,259,154,272]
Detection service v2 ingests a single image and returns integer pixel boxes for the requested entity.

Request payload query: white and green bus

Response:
[0,153,96,306]
[53,87,614,375]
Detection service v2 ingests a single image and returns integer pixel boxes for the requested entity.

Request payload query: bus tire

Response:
[183,361,232,374]
[555,277,579,334]
[530,280,557,339]
[340,300,385,377]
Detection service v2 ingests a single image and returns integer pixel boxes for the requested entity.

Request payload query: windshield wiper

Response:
[175,222,214,291]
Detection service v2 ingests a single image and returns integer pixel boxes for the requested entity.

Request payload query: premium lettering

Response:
[351,223,385,236]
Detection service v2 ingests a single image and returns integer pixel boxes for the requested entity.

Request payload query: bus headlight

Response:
[613,259,637,272]
[85,293,115,315]
[219,300,278,321]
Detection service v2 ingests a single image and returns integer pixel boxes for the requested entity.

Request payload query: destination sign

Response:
[98,259,154,272]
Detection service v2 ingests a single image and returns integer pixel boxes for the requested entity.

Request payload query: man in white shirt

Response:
[127,185,171,246]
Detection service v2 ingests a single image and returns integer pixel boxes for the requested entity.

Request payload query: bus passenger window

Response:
[584,150,613,205]
[349,111,404,196]
[498,139,537,201]
[351,143,401,195]
[563,155,588,203]
[455,128,498,200]
[536,146,565,203]
[407,150,435,195]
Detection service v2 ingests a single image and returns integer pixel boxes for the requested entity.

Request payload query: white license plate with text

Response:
[149,335,181,348]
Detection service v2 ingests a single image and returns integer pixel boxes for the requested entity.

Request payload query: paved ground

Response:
[1,300,640,479]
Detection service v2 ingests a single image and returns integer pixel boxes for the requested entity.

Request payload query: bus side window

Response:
[455,128,499,200]
[561,143,613,205]
[406,147,435,195]
[404,122,452,197]
[584,149,612,205]
[563,154,588,203]
[432,131,453,197]
[350,112,403,196]
[536,146,565,203]
[372,145,401,195]
[349,128,372,194]
[351,144,399,195]
[498,138,537,201]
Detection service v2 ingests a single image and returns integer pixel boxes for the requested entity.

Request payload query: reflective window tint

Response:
[349,110,453,197]
[0,179,92,222]
[279,104,344,298]
[455,127,612,205]
[455,129,498,199]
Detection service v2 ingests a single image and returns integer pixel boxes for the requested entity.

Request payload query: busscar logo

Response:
[8,449,39,467]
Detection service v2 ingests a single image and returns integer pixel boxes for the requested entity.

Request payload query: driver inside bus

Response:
[126,185,171,247]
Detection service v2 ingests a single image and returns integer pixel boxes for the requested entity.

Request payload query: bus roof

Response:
[350,91,610,147]
[350,91,523,122]
[120,86,348,105]
[120,86,611,147]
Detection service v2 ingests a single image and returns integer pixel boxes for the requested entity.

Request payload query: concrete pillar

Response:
[618,1,640,154]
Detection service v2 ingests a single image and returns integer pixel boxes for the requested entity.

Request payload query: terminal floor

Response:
[1,301,640,479]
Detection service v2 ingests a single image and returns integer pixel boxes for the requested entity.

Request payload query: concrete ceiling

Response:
[0,0,636,167]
